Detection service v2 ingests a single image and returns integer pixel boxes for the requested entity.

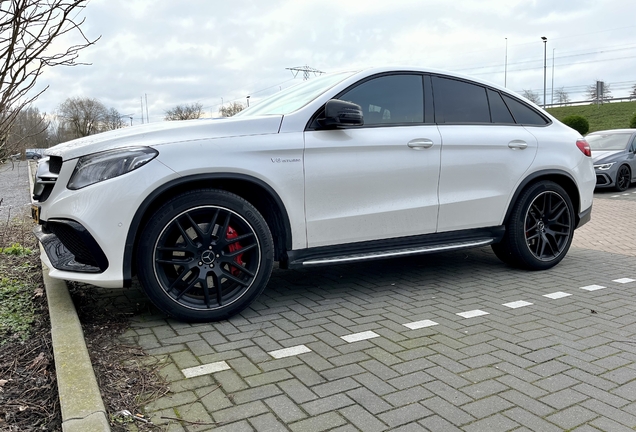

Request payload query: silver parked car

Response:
[588,129,636,191]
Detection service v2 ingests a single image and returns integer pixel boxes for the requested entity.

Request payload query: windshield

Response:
[586,133,632,151]
[235,71,356,117]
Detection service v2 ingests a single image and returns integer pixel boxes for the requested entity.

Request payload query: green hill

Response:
[546,101,636,133]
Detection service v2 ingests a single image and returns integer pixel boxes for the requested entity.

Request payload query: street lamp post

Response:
[551,48,555,105]
[246,95,250,107]
[541,36,547,108]
[504,37,508,87]
[120,113,134,127]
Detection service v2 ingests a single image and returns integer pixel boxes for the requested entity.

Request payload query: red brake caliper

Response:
[226,226,244,276]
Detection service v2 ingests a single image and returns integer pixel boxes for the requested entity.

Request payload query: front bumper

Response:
[34,220,109,273]
[31,155,179,288]
[594,165,617,188]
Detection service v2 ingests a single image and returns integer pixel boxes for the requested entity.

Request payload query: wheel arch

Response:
[618,163,632,179]
[504,170,581,226]
[122,173,292,286]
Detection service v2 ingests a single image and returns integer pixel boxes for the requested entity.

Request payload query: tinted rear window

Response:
[487,90,515,124]
[502,95,549,125]
[433,77,490,123]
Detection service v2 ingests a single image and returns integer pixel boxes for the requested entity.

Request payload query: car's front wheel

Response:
[615,165,631,192]
[492,180,575,270]
[136,189,274,322]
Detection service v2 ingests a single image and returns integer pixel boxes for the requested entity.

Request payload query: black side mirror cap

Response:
[318,99,364,128]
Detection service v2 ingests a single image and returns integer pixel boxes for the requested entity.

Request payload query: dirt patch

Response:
[1,211,168,431]
[0,217,60,431]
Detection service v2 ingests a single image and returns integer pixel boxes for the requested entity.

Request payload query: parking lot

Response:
[86,185,636,431]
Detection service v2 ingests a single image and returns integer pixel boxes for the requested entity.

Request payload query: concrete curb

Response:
[43,264,111,432]
[30,162,111,432]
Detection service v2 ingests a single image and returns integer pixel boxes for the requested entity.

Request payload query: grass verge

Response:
[547,100,636,132]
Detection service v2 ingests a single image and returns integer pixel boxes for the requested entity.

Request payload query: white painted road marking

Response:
[502,300,533,309]
[543,292,572,299]
[457,310,489,319]
[341,331,380,343]
[182,361,230,378]
[403,319,439,330]
[613,278,635,284]
[268,345,312,359]
[580,284,607,291]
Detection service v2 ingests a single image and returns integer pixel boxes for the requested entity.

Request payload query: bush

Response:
[630,113,636,128]
[561,115,589,135]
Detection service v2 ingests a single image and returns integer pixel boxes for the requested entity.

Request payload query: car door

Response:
[304,73,442,248]
[432,76,539,232]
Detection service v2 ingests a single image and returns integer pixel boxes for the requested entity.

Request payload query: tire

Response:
[136,189,274,322]
[491,180,575,270]
[615,165,631,192]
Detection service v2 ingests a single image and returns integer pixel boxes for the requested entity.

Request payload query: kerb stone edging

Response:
[29,161,111,432]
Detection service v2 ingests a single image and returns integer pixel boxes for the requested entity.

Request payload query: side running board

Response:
[298,239,494,267]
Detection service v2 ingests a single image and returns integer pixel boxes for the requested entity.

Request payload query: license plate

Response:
[31,205,40,223]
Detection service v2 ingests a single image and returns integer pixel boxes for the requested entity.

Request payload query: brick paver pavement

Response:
[572,188,636,256]
[95,186,636,431]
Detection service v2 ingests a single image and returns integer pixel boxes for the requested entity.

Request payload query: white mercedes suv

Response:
[32,67,595,322]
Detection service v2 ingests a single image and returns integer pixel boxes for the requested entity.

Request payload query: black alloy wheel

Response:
[615,165,631,192]
[492,180,575,270]
[137,189,274,322]
[523,190,572,262]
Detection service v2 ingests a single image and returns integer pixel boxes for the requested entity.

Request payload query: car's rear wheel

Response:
[136,189,274,322]
[615,165,631,192]
[492,180,574,270]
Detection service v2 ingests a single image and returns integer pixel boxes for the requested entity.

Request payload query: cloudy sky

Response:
[31,0,636,124]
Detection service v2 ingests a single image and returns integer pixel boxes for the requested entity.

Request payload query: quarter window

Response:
[339,74,424,126]
[502,95,549,125]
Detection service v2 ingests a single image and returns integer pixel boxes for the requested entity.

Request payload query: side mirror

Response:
[318,99,364,128]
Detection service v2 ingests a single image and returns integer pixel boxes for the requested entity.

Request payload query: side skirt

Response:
[282,226,505,269]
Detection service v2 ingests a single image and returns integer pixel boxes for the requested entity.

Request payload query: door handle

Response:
[508,140,528,150]
[407,138,434,150]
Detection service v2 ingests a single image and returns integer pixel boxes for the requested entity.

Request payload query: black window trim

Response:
[305,71,429,131]
[305,71,552,131]
[430,72,552,127]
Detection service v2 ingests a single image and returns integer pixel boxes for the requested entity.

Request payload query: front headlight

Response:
[593,162,615,171]
[67,147,158,190]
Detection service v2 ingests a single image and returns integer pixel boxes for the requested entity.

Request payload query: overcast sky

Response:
[31,0,636,124]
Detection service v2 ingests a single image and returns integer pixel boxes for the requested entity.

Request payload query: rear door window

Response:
[432,77,490,124]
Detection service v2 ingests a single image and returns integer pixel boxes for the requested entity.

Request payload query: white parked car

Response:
[32,67,595,322]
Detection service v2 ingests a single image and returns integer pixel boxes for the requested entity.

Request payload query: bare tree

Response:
[4,106,49,156]
[57,97,107,138]
[46,114,69,145]
[555,87,570,106]
[102,107,126,131]
[164,103,203,121]
[219,101,245,117]
[521,89,541,105]
[0,0,99,159]
[629,84,636,101]
[586,81,612,103]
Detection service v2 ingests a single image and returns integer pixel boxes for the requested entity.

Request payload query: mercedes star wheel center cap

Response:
[201,250,216,265]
